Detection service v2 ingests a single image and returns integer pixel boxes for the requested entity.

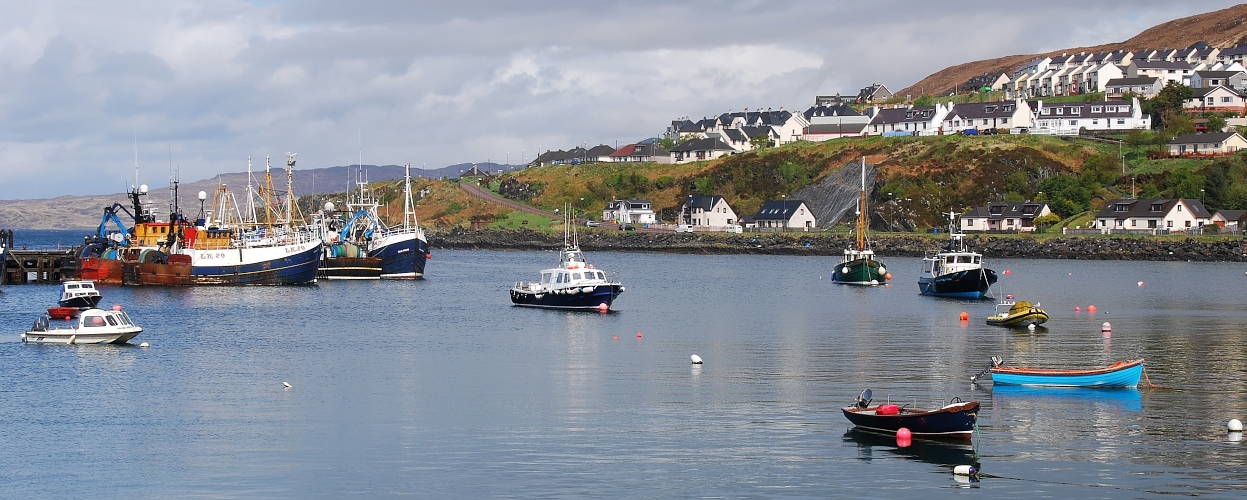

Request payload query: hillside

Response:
[897,3,1247,98]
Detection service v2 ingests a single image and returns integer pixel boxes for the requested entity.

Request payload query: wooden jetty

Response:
[2,248,80,284]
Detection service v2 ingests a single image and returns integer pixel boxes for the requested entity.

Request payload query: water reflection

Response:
[843,428,977,466]
[988,385,1143,413]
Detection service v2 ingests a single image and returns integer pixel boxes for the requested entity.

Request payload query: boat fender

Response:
[878,266,886,275]
[875,404,899,415]
[841,267,850,274]
[582,286,594,293]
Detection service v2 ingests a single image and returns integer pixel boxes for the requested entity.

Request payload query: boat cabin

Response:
[923,252,982,276]
[78,309,137,330]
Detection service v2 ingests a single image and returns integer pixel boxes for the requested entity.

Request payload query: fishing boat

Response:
[841,389,979,439]
[319,164,429,279]
[22,307,142,345]
[985,295,1048,327]
[509,210,624,311]
[832,157,887,286]
[973,358,1145,387]
[78,158,322,286]
[57,280,102,308]
[918,211,997,298]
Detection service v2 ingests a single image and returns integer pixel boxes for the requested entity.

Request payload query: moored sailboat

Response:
[832,157,887,285]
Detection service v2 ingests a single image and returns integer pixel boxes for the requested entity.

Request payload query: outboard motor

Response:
[855,389,873,409]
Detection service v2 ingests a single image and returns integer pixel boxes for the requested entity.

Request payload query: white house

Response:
[1127,60,1195,85]
[1167,132,1247,155]
[1184,86,1247,114]
[1212,209,1246,233]
[802,104,870,141]
[961,202,1052,232]
[940,99,1033,133]
[680,195,738,228]
[603,199,656,225]
[1080,63,1125,93]
[1094,198,1212,234]
[865,104,950,136]
[1030,97,1151,135]
[1217,43,1247,66]
[752,200,816,231]
[670,137,735,163]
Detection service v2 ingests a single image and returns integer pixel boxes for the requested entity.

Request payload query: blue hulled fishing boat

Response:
[509,212,623,311]
[918,211,996,298]
[320,164,428,279]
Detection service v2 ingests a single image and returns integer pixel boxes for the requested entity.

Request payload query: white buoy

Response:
[953,465,978,476]
[1027,323,1036,331]
[283,382,292,389]
[1101,322,1112,333]
[1230,419,1243,432]
[690,354,703,364]
[139,342,149,348]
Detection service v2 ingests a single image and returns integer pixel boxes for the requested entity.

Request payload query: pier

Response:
[1,248,80,285]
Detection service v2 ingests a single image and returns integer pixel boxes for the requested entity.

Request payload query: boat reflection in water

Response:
[842,428,977,466]
[988,385,1143,413]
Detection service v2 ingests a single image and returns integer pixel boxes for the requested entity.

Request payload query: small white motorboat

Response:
[58,280,103,308]
[22,307,143,345]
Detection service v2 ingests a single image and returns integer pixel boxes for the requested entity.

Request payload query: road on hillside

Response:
[459,182,559,218]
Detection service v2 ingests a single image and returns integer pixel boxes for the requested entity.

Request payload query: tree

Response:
[1033,213,1061,230]
[1144,82,1194,129]
[750,133,774,150]
[1160,111,1196,140]
[912,94,935,106]
[1206,114,1227,133]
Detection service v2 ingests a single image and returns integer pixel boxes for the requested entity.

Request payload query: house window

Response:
[1117,119,1126,125]
[1115,203,1129,212]
[1056,108,1064,115]
[1223,96,1234,103]
[1041,109,1050,115]
[1070,108,1080,115]
[1151,203,1163,211]
[1093,120,1098,125]
[1132,220,1137,227]
[1117,220,1123,226]
[1186,220,1191,227]
[1092,106,1102,112]
[1070,120,1078,126]
[1167,221,1173,227]
[1178,205,1183,212]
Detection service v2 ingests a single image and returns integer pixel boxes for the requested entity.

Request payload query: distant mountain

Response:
[0,162,524,230]
[897,4,1247,99]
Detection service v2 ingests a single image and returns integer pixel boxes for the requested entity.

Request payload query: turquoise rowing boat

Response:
[987,359,1145,387]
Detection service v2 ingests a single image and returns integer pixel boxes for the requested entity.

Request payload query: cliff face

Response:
[429,228,1247,262]
[897,4,1247,99]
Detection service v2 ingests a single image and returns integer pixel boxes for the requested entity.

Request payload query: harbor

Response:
[2,250,1246,496]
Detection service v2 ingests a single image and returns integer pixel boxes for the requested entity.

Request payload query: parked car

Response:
[962,129,980,136]
[584,220,600,227]
[675,224,693,233]
[620,224,636,231]
[981,128,999,135]
[724,225,742,233]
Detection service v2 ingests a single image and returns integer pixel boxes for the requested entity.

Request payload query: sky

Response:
[0,0,1238,199]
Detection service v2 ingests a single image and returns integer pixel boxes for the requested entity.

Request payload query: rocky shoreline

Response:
[428,228,1247,262]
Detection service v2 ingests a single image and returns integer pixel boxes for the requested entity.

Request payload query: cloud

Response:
[0,0,1236,199]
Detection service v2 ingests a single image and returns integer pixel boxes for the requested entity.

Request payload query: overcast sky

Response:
[0,0,1237,199]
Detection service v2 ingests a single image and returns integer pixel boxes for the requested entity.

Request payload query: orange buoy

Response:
[597,303,609,312]
[959,311,969,321]
[1004,269,1011,275]
[612,336,618,341]
[884,272,893,280]
[1087,305,1097,313]
[64,316,72,321]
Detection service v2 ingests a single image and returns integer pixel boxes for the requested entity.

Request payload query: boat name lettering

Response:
[200,252,228,260]
[285,245,307,254]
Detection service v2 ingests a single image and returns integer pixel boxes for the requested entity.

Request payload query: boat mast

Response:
[402,163,418,231]
[856,156,867,252]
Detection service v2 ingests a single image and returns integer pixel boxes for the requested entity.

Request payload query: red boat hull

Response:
[79,257,124,285]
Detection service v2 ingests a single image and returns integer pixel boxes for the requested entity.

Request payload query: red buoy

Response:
[1004,269,1011,275]
[897,427,912,439]
[1088,305,1097,313]
[959,311,969,321]
[636,332,643,338]
[1075,306,1081,312]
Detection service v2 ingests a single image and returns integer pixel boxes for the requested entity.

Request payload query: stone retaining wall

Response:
[428,228,1247,262]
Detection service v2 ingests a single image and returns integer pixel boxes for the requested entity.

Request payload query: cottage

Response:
[603,200,656,225]
[961,202,1052,232]
[609,143,672,163]
[940,99,1032,134]
[1094,198,1211,234]
[1167,132,1247,155]
[680,195,738,228]
[1104,77,1162,99]
[1211,209,1246,232]
[670,137,735,163]
[1184,86,1247,114]
[752,200,816,231]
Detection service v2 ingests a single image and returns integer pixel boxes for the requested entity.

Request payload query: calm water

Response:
[2,230,1246,497]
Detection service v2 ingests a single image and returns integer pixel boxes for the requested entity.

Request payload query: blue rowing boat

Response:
[985,358,1145,387]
